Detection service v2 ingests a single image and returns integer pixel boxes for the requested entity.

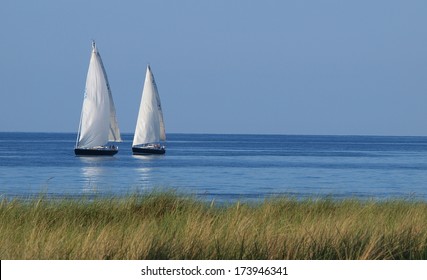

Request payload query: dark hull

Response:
[132,146,165,155]
[74,148,118,156]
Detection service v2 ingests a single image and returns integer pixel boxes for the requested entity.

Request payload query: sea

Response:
[1,132,427,202]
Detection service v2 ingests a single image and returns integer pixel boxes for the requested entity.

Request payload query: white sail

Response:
[153,69,166,141]
[98,51,122,142]
[76,42,121,148]
[132,65,165,146]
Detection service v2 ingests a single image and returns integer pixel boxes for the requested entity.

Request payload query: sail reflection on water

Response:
[78,157,115,195]
[134,167,153,188]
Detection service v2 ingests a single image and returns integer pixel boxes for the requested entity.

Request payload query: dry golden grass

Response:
[1,193,426,259]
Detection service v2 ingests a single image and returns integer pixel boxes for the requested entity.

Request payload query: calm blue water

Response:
[1,132,427,202]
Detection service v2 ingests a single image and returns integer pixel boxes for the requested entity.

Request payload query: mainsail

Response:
[132,65,165,146]
[76,42,121,149]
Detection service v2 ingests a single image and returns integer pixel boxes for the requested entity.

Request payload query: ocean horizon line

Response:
[1,131,427,138]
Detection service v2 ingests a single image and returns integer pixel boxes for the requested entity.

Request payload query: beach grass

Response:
[1,192,426,259]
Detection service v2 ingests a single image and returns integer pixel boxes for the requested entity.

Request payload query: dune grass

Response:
[1,192,426,259]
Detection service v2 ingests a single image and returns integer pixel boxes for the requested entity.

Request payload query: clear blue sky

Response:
[1,0,427,135]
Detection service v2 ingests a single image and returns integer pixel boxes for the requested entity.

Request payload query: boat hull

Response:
[132,146,165,155]
[74,148,118,156]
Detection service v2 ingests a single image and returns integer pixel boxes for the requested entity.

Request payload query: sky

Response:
[1,0,427,136]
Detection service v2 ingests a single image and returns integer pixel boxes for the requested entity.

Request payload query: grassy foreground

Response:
[1,193,427,260]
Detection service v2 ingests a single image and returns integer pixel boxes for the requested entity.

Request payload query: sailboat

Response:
[74,41,122,156]
[132,65,166,155]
